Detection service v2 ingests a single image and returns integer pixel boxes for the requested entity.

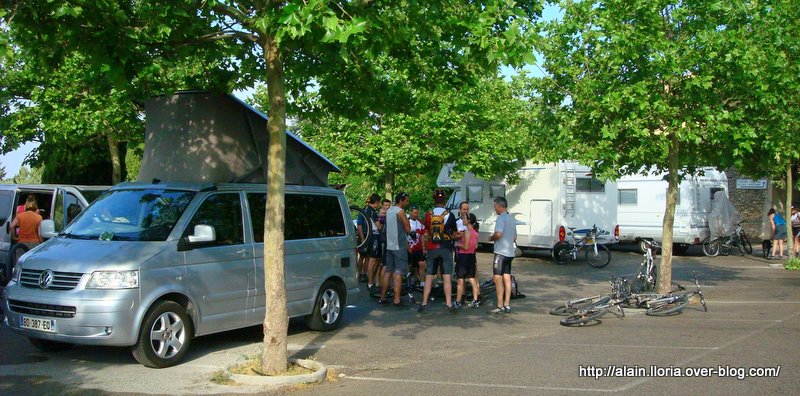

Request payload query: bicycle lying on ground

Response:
[552,225,612,268]
[645,271,707,316]
[702,222,752,257]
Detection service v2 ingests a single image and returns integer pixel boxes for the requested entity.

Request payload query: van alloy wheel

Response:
[132,300,192,368]
[306,280,345,331]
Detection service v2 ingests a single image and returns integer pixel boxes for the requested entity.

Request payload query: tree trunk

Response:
[384,173,393,200]
[261,34,289,375]
[787,161,794,255]
[107,135,122,184]
[657,137,680,295]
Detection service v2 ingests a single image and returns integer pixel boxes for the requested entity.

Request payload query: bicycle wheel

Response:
[549,295,611,316]
[585,244,611,268]
[740,231,753,254]
[718,240,731,256]
[646,295,689,316]
[552,241,572,265]
[702,237,719,257]
[560,306,609,326]
[350,206,373,251]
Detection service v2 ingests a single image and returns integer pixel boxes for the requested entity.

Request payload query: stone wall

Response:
[726,167,797,241]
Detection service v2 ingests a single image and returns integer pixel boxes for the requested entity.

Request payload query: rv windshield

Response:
[62,189,195,241]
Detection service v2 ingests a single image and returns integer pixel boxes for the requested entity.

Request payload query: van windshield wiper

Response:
[61,233,97,240]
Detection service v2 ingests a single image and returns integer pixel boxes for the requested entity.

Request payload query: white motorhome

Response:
[437,161,619,252]
[616,168,728,252]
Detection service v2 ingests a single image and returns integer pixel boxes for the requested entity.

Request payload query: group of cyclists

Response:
[355,188,517,314]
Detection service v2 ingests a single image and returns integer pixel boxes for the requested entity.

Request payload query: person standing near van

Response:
[10,195,43,255]
[418,188,458,314]
[791,206,800,258]
[361,194,382,291]
[489,197,516,313]
[380,192,412,307]
[408,206,427,287]
[455,213,480,308]
[768,208,787,259]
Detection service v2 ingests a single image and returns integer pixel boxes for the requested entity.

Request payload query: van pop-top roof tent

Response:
[137,91,339,186]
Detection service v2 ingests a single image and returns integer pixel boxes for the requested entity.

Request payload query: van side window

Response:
[65,193,82,224]
[247,193,266,243]
[186,193,244,246]
[285,194,346,240]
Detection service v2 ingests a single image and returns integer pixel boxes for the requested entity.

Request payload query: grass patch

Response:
[210,370,233,385]
[785,257,800,270]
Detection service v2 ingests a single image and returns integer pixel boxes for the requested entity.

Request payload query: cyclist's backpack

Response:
[428,210,451,243]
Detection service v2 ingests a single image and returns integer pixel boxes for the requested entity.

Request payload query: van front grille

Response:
[19,269,83,290]
[8,299,77,318]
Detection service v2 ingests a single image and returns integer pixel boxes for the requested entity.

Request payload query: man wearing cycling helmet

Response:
[418,188,458,314]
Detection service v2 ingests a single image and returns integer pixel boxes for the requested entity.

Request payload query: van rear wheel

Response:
[131,300,192,368]
[306,280,345,332]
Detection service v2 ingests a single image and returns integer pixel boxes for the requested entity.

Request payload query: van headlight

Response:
[86,270,139,289]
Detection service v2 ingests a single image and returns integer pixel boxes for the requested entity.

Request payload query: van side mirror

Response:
[187,224,216,243]
[40,219,58,240]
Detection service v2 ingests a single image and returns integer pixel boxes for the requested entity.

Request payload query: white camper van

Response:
[437,162,619,252]
[616,168,728,252]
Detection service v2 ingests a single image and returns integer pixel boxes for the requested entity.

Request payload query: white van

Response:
[0,184,108,282]
[2,181,358,368]
[438,161,619,252]
[616,168,728,252]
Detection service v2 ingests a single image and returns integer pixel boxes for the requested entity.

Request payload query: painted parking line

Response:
[345,376,615,393]
[431,339,720,350]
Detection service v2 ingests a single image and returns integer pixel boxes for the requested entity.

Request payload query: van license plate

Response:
[21,316,57,333]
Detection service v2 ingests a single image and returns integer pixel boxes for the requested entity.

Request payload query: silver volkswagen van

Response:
[2,181,359,367]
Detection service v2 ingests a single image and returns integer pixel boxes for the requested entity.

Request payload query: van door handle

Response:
[236,249,249,255]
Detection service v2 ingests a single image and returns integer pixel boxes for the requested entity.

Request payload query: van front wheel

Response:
[131,301,192,368]
[306,280,345,332]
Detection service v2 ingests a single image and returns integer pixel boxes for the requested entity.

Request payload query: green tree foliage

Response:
[8,165,44,184]
[276,75,535,206]
[535,0,792,293]
[1,2,235,183]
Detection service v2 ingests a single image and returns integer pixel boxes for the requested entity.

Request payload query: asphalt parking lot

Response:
[2,245,799,395]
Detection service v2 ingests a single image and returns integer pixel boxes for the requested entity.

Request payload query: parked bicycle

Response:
[552,225,611,268]
[702,223,751,257]
[646,271,707,316]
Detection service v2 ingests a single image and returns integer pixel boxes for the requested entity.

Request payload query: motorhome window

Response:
[490,184,506,198]
[186,193,244,246]
[710,187,724,200]
[618,189,637,205]
[576,178,605,193]
[285,194,346,240]
[63,189,195,241]
[467,185,483,202]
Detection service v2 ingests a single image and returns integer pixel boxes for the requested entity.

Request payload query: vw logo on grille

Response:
[39,270,55,289]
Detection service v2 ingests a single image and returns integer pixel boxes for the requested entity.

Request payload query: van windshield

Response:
[62,189,196,241]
